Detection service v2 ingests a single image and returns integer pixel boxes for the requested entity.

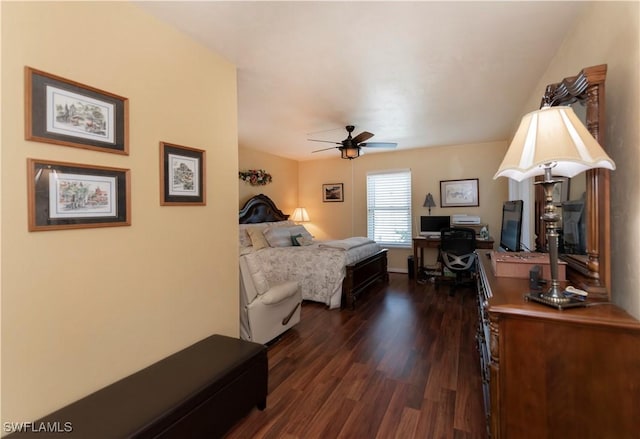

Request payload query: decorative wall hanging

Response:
[160,142,206,206]
[27,158,131,231]
[239,169,272,186]
[322,183,344,202]
[25,67,129,154]
[440,178,479,207]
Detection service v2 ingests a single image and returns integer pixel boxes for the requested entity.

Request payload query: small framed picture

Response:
[25,67,129,154]
[160,142,206,206]
[552,177,570,205]
[27,158,131,231]
[323,183,344,202]
[440,178,479,207]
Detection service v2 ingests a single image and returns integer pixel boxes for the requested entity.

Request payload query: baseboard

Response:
[388,268,407,274]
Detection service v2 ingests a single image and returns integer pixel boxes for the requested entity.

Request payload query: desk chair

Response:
[438,227,477,296]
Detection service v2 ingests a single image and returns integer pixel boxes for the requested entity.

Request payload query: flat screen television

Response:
[420,215,450,236]
[499,200,523,252]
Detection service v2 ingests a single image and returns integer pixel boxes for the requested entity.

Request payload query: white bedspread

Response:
[319,237,375,251]
[244,240,381,309]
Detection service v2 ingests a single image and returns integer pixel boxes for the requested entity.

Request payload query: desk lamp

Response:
[494,105,615,306]
[423,193,436,215]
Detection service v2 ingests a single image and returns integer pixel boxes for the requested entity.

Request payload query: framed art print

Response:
[323,183,344,202]
[27,158,131,231]
[25,67,129,154]
[440,178,479,207]
[160,142,206,206]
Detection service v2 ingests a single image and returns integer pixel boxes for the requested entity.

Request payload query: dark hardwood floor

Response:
[226,273,488,439]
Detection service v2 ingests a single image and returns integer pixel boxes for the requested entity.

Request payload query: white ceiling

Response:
[136,1,586,161]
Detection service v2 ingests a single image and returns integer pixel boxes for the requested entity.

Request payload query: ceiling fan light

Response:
[341,147,360,160]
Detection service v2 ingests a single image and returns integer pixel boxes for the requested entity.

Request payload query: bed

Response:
[239,194,388,309]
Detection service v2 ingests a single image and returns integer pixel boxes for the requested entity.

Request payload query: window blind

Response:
[366,169,412,246]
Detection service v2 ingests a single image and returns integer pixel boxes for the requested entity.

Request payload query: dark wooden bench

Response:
[8,334,267,438]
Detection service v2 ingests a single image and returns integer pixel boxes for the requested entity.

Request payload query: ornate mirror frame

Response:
[534,64,610,299]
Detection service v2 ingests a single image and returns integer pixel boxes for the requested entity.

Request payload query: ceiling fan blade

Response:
[312,146,339,153]
[361,142,398,148]
[352,131,374,144]
[307,139,342,145]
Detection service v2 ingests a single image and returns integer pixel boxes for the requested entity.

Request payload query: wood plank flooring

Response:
[225,273,488,439]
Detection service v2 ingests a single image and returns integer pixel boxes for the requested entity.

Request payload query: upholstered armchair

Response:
[239,253,302,344]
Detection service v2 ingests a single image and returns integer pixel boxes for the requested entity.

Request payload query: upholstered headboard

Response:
[239,194,289,224]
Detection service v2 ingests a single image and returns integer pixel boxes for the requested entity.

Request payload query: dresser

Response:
[476,251,640,439]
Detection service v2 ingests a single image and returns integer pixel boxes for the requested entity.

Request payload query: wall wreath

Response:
[239,169,272,186]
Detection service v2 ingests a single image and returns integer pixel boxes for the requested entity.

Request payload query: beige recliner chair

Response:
[239,253,302,344]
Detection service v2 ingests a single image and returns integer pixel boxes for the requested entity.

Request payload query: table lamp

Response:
[291,207,310,223]
[494,105,615,306]
[423,193,436,215]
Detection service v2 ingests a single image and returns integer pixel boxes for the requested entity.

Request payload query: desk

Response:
[412,236,494,283]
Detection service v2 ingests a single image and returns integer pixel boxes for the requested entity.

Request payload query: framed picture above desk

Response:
[412,236,494,284]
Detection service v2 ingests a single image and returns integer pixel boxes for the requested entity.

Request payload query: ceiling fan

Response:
[309,125,397,159]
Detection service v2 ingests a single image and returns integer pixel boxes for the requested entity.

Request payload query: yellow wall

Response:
[299,142,509,271]
[1,2,238,423]
[517,2,640,318]
[238,147,298,213]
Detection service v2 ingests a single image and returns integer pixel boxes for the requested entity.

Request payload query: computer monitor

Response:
[562,200,585,254]
[499,200,523,252]
[420,215,450,236]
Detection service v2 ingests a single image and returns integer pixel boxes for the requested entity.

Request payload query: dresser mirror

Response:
[534,64,611,299]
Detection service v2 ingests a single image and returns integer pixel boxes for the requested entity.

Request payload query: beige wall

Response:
[299,142,509,271]
[517,2,640,318]
[238,147,298,213]
[1,2,238,423]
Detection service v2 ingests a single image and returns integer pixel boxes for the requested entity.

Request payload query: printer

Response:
[452,214,481,225]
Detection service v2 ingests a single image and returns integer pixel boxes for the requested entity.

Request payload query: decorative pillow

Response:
[239,228,252,247]
[239,246,254,256]
[291,234,302,246]
[263,226,293,248]
[247,227,269,250]
[239,221,295,247]
[294,234,313,246]
[287,225,314,241]
[243,253,269,295]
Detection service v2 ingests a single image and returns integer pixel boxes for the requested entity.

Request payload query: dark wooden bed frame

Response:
[239,194,388,308]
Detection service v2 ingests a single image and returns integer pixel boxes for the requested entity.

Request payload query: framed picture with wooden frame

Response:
[25,67,129,154]
[440,178,479,207]
[27,158,131,231]
[160,142,206,206]
[322,183,344,202]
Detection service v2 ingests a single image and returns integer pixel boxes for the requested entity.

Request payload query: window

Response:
[367,169,412,246]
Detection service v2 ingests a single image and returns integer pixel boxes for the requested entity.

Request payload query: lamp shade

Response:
[291,207,310,222]
[423,193,436,208]
[494,106,615,181]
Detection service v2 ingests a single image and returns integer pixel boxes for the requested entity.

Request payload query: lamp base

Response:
[525,292,587,310]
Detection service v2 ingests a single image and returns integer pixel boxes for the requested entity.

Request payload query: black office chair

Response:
[438,227,477,296]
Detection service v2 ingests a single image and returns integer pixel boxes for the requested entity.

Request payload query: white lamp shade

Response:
[494,106,615,181]
[291,207,310,222]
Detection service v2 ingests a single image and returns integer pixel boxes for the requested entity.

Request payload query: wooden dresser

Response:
[476,252,640,438]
